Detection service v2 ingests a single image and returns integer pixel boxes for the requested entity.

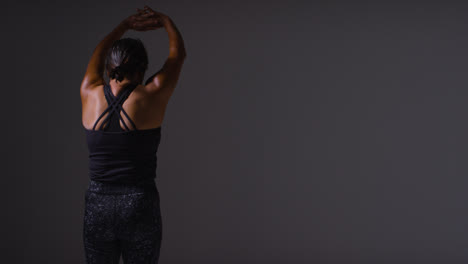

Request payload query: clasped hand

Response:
[124,5,169,31]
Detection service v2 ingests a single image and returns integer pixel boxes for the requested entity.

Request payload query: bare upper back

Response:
[81,83,170,131]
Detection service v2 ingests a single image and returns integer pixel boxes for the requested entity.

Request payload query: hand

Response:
[123,7,166,31]
[136,5,170,27]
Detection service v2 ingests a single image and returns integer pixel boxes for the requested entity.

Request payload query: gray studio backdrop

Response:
[3,0,468,263]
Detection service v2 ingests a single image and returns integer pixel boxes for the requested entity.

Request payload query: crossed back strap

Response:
[91,83,138,132]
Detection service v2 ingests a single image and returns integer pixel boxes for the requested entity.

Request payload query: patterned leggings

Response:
[83,180,162,264]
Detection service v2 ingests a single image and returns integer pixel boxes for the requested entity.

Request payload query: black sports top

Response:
[83,82,162,184]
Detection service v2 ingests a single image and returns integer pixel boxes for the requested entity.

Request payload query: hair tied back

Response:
[110,65,126,82]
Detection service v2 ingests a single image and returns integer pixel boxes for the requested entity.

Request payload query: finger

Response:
[135,25,161,32]
[133,20,159,28]
[132,11,146,17]
[143,6,154,12]
[138,12,153,18]
[145,26,160,30]
[144,6,162,16]
[133,16,147,21]
[133,12,146,17]
[137,8,153,17]
[137,8,149,15]
[144,5,157,13]
[130,14,147,21]
[138,19,158,25]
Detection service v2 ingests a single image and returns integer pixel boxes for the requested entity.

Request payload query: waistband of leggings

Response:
[87,179,157,195]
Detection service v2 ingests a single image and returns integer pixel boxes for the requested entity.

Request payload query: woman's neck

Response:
[109,78,136,96]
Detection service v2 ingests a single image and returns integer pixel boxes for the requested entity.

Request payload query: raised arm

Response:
[142,6,187,98]
[80,21,129,95]
[80,10,162,95]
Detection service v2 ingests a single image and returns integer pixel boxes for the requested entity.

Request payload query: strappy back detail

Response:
[84,81,163,184]
[91,83,139,132]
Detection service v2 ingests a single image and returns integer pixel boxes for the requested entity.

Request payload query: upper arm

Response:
[80,73,105,98]
[145,55,186,98]
[80,47,107,97]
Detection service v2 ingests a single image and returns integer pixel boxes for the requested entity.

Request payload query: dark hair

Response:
[105,38,148,82]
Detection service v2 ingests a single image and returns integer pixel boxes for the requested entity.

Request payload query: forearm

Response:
[162,18,186,59]
[87,21,130,74]
[98,21,129,52]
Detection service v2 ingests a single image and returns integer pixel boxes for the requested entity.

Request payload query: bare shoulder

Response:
[80,83,104,102]
[139,82,172,107]
[80,83,105,118]
[81,83,106,129]
[144,57,186,100]
[131,83,171,128]
[128,84,169,118]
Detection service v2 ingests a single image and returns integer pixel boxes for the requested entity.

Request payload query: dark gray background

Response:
[3,0,468,263]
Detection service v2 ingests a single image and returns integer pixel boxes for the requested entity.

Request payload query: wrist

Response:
[119,19,131,31]
[161,16,172,27]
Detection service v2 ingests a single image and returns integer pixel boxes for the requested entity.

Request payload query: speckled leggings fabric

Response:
[83,180,162,264]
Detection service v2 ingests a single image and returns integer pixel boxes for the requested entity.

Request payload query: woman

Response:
[80,5,186,263]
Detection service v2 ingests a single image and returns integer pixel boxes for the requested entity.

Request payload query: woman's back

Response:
[83,81,164,184]
[82,80,169,132]
[81,6,186,263]
[80,15,185,185]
